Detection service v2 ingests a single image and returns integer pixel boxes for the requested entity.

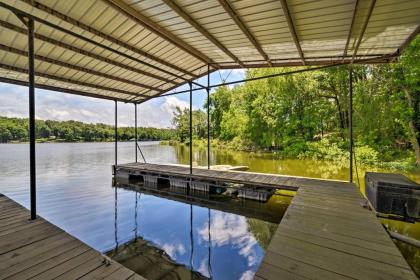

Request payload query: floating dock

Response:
[115,162,340,191]
[0,194,144,280]
[116,163,418,280]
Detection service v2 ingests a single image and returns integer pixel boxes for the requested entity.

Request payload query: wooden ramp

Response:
[0,194,144,280]
[116,163,418,280]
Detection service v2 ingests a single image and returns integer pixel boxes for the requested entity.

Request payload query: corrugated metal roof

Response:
[0,0,418,103]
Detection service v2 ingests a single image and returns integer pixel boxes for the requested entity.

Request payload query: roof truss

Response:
[279,0,305,65]
[163,0,245,67]
[0,0,417,104]
[217,0,272,67]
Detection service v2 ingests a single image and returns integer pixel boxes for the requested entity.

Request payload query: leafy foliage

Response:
[171,37,420,169]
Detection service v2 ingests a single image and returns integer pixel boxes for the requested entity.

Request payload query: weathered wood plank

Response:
[0,195,143,280]
[0,239,84,279]
[260,252,354,280]
[0,232,74,271]
[54,253,106,280]
[103,266,136,280]
[266,235,416,280]
[78,260,124,279]
[4,244,91,280]
[0,223,62,254]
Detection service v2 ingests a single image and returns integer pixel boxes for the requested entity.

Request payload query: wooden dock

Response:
[0,194,144,280]
[116,163,418,280]
[115,162,341,190]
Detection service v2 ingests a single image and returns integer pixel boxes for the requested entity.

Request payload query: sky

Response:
[0,69,245,128]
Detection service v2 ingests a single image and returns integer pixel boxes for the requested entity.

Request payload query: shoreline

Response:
[160,140,419,172]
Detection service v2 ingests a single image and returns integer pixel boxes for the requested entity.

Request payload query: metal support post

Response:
[207,64,210,170]
[349,65,353,183]
[28,17,36,220]
[115,100,118,167]
[189,82,193,175]
[135,104,138,162]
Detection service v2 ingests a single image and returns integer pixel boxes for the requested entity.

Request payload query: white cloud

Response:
[0,67,246,128]
[160,242,186,259]
[240,270,255,280]
[160,96,189,113]
[197,259,211,278]
[0,83,192,128]
[198,211,259,267]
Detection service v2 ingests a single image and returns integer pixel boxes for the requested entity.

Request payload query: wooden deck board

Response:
[0,195,145,280]
[261,185,418,280]
[115,162,418,280]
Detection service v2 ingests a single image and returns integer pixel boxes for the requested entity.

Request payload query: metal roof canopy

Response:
[0,0,419,104]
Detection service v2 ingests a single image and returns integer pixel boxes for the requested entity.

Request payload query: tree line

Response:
[0,117,175,142]
[172,37,420,168]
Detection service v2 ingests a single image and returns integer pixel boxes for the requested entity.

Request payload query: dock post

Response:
[189,81,193,175]
[207,64,210,170]
[134,103,137,163]
[349,65,353,183]
[115,100,118,166]
[28,17,36,220]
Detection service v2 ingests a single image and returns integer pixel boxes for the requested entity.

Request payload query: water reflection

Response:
[108,181,284,280]
[0,142,417,278]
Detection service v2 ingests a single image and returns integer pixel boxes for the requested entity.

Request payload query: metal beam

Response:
[132,67,219,104]
[163,0,245,68]
[28,17,36,220]
[217,0,272,66]
[211,54,387,66]
[0,63,147,99]
[104,0,212,66]
[215,57,392,69]
[0,20,175,86]
[0,44,160,92]
[135,104,138,163]
[396,24,420,56]
[189,81,193,175]
[279,0,305,65]
[349,65,353,183]
[343,0,359,58]
[0,77,129,103]
[351,0,376,63]
[0,2,190,83]
[207,64,211,170]
[142,55,393,99]
[19,0,198,79]
[115,100,118,166]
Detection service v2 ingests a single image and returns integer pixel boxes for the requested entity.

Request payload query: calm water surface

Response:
[0,142,419,278]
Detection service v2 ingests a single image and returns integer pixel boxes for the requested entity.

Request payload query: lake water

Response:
[0,142,419,278]
[0,142,287,280]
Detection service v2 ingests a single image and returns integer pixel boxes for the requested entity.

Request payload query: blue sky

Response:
[0,69,244,128]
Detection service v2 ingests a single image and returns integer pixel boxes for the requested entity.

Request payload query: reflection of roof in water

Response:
[108,238,209,280]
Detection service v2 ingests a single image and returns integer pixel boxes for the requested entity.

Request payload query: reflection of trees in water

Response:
[108,238,208,280]
[246,218,278,250]
[298,160,348,179]
[174,144,350,180]
[381,218,420,278]
[395,241,420,277]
